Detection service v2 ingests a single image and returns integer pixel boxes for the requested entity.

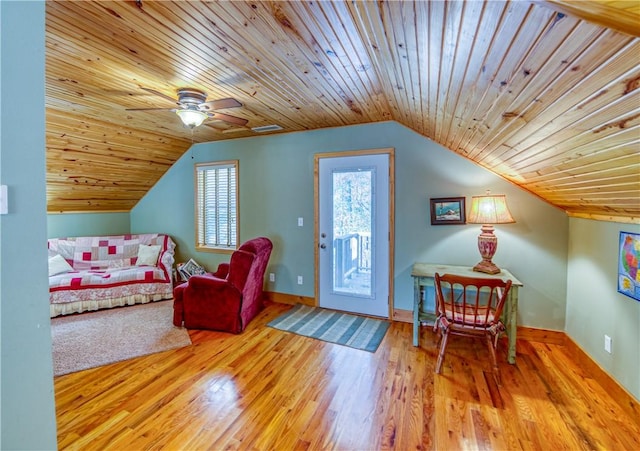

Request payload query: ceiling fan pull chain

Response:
[190,129,195,159]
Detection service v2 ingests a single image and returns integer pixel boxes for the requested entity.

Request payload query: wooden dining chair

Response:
[433,272,512,384]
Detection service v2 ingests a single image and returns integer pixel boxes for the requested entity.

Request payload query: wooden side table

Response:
[411,263,523,364]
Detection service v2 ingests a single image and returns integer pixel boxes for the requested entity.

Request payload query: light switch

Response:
[0,185,7,214]
[298,217,304,227]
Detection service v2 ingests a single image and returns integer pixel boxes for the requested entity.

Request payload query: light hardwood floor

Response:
[54,301,639,450]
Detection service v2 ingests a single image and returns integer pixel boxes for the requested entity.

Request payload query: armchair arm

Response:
[212,262,230,279]
[187,273,226,288]
[185,275,242,307]
[181,274,244,332]
[184,274,242,309]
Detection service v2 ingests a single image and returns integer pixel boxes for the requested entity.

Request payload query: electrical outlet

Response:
[269,273,275,282]
[297,275,303,285]
[604,335,612,353]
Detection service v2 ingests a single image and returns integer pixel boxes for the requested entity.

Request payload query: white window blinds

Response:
[195,161,238,249]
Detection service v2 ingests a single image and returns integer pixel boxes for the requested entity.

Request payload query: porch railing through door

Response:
[333,232,371,288]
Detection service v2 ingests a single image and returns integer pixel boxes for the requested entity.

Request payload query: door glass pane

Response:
[332,168,373,297]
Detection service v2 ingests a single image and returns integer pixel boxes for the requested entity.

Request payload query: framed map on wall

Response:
[618,231,640,301]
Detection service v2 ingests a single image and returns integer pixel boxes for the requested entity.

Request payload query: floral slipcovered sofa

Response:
[47,233,175,317]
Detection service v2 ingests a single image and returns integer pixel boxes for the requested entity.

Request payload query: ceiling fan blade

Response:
[125,107,174,111]
[140,87,179,104]
[199,98,242,111]
[210,112,248,126]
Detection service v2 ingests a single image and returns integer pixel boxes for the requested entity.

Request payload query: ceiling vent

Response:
[251,125,283,133]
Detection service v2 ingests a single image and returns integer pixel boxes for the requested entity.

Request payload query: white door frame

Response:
[314,148,395,319]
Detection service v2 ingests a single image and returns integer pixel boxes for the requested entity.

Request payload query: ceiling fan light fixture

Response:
[176,109,208,128]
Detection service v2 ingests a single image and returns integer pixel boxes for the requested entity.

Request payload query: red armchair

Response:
[173,237,273,333]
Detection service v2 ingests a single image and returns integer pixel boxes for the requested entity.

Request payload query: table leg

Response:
[507,287,518,364]
[413,277,420,347]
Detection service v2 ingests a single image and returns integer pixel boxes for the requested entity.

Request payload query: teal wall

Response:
[566,218,640,400]
[0,1,58,449]
[47,212,130,238]
[132,121,569,331]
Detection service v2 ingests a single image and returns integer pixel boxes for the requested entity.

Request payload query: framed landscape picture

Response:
[430,197,466,225]
[618,231,640,301]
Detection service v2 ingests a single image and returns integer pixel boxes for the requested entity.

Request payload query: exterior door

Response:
[316,152,391,318]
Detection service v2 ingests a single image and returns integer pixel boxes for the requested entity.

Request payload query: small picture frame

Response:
[177,258,207,281]
[430,197,466,225]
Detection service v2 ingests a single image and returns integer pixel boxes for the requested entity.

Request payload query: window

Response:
[195,161,238,251]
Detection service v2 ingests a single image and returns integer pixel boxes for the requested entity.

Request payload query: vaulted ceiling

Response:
[45,1,640,222]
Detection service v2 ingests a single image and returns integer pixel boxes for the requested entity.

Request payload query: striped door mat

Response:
[267,304,390,352]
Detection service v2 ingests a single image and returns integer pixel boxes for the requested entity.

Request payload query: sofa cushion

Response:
[136,244,161,266]
[48,254,74,276]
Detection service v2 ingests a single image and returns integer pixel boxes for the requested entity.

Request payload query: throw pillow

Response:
[136,244,161,266]
[48,254,74,276]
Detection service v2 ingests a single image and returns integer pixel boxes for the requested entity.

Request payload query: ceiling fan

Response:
[126,87,248,129]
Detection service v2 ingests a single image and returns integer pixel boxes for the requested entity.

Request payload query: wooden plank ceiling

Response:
[45,1,640,222]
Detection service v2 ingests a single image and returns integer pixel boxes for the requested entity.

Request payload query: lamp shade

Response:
[176,109,208,128]
[467,193,515,225]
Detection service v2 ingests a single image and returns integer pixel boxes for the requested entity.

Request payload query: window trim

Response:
[194,160,239,253]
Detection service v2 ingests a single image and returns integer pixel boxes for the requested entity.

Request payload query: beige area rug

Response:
[51,300,191,376]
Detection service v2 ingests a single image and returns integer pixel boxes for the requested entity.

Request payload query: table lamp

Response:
[467,191,515,274]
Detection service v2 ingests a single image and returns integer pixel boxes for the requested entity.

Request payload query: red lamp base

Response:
[473,260,501,274]
[472,224,502,274]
